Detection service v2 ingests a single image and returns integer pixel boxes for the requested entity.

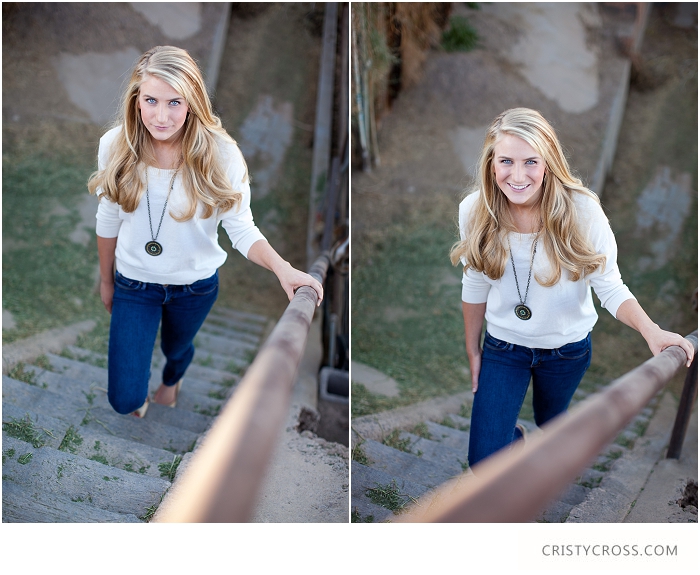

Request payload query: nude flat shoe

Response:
[155,379,182,408]
[131,397,150,418]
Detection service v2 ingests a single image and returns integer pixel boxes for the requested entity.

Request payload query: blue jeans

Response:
[107,270,219,414]
[467,331,592,468]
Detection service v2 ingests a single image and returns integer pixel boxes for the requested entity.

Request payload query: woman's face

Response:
[138,74,189,146]
[492,134,546,210]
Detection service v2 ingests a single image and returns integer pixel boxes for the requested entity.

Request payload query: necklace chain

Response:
[145,166,179,242]
[509,235,538,306]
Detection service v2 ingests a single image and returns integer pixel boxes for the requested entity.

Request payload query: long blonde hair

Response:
[87,45,243,220]
[450,108,606,286]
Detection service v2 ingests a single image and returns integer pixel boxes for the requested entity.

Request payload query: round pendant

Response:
[514,304,532,321]
[145,241,162,256]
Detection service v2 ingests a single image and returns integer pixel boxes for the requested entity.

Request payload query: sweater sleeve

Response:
[458,193,491,303]
[94,128,123,238]
[583,198,636,318]
[219,141,266,259]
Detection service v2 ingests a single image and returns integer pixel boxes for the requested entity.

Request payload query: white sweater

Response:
[459,191,635,349]
[95,127,266,285]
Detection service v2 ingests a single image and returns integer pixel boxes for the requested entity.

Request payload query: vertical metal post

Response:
[666,353,698,459]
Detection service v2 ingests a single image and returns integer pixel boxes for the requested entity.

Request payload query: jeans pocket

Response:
[555,334,591,360]
[186,272,218,296]
[114,271,143,291]
[483,332,512,352]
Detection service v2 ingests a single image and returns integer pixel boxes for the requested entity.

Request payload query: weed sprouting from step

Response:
[383,430,412,453]
[440,417,456,429]
[208,387,228,400]
[90,455,110,466]
[3,414,53,448]
[82,389,97,406]
[411,422,432,440]
[3,448,17,463]
[8,362,39,386]
[196,354,214,368]
[60,348,76,361]
[57,425,83,454]
[459,459,469,472]
[351,442,370,465]
[18,453,33,465]
[351,509,374,523]
[158,455,182,482]
[459,403,472,419]
[35,354,51,370]
[196,404,221,417]
[365,480,415,514]
[140,493,165,522]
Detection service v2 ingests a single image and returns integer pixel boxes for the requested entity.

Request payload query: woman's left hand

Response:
[275,262,324,306]
[643,326,695,368]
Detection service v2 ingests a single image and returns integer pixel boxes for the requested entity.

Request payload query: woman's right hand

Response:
[100,280,114,314]
[468,349,482,394]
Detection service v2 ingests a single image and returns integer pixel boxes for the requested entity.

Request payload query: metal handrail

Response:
[154,254,330,522]
[397,331,698,523]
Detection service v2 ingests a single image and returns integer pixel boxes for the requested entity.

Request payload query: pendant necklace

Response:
[145,164,179,257]
[508,234,538,320]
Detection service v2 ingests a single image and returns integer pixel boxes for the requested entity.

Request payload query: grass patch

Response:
[58,425,84,453]
[441,16,479,52]
[2,414,53,448]
[3,448,17,463]
[383,429,411,453]
[18,453,33,465]
[7,363,40,386]
[90,455,110,466]
[158,455,182,482]
[365,480,415,514]
[2,152,103,343]
[411,422,432,439]
[351,219,470,417]
[351,509,375,523]
[351,442,370,466]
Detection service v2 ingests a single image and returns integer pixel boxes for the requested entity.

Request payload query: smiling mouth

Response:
[508,183,529,191]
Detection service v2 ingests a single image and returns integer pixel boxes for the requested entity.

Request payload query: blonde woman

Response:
[88,46,322,417]
[450,108,693,468]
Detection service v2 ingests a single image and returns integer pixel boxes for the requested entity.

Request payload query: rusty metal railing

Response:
[396,330,698,523]
[153,254,329,522]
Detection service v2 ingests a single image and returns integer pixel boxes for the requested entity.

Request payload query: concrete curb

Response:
[2,320,96,374]
[352,391,473,444]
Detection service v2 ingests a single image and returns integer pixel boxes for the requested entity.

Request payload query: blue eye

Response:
[501,159,512,164]
[145,97,156,104]
[526,160,536,165]
[169,100,181,106]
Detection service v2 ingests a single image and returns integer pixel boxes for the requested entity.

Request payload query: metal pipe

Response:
[154,254,330,522]
[397,331,698,523]
[667,352,698,458]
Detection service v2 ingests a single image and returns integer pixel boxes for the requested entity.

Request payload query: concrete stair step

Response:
[199,319,262,345]
[67,345,240,387]
[443,413,471,430]
[397,431,467,476]
[191,347,251,373]
[67,426,187,480]
[3,375,87,428]
[2,481,142,523]
[422,421,471,451]
[78,405,199,453]
[194,331,258,356]
[207,307,269,330]
[361,439,456,488]
[2,434,169,517]
[2,403,73,450]
[351,461,430,522]
[39,354,225,419]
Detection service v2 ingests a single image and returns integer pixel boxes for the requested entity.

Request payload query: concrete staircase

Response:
[2,307,269,523]
[351,379,663,523]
